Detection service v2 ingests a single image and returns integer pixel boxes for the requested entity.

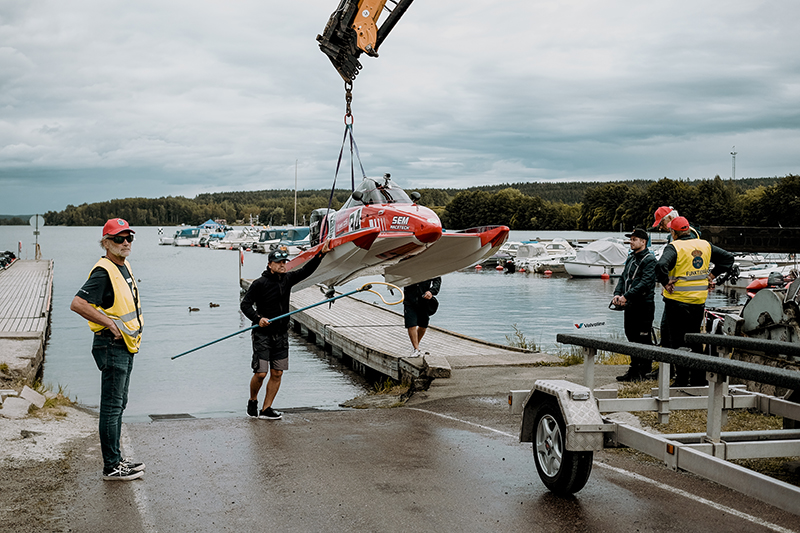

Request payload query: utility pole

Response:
[730,146,737,180]
[294,159,298,227]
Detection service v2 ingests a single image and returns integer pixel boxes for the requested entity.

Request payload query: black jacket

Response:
[613,248,657,307]
[403,277,441,308]
[240,253,324,335]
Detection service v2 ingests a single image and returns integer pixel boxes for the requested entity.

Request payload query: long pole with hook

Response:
[171,282,403,360]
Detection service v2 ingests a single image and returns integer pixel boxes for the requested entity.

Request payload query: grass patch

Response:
[29,382,76,419]
[371,377,409,396]
[505,324,538,352]
[0,362,9,373]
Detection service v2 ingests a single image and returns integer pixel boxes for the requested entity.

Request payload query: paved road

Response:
[63,365,798,533]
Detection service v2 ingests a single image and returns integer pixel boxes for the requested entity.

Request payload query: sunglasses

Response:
[108,234,134,244]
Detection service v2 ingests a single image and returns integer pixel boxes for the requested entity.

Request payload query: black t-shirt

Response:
[76,261,133,309]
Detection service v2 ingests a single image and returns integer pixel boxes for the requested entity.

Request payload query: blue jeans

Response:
[92,333,134,471]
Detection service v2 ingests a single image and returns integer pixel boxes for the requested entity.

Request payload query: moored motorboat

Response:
[564,238,628,277]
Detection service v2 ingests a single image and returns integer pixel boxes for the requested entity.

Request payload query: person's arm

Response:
[287,241,330,285]
[709,245,735,279]
[70,295,122,339]
[428,277,441,297]
[656,244,677,287]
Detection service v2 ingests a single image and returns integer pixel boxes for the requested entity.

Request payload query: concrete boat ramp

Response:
[243,280,550,387]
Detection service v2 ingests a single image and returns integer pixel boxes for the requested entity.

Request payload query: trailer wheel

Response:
[533,400,593,495]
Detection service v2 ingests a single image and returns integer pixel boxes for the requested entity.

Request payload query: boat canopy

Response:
[572,238,628,266]
[343,177,414,208]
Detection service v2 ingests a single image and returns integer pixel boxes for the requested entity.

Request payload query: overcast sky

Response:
[1,0,798,214]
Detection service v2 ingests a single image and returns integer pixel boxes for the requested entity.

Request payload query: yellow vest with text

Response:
[87,257,143,353]
[664,238,712,305]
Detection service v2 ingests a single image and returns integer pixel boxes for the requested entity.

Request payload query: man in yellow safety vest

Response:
[70,218,145,481]
[655,216,734,387]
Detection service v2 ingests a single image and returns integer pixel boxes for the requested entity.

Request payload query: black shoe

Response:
[103,463,144,481]
[616,369,645,382]
[258,407,282,420]
[120,458,145,472]
[247,400,258,418]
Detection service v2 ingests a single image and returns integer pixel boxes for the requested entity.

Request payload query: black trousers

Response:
[660,298,706,384]
[624,303,654,373]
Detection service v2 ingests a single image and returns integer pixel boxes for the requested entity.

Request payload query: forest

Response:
[3,175,797,231]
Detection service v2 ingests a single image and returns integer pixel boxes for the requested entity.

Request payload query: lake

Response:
[0,225,744,421]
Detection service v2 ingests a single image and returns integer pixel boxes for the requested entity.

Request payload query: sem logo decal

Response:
[391,216,409,225]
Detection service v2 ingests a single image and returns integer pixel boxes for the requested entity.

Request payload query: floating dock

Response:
[242,280,547,386]
[0,260,54,384]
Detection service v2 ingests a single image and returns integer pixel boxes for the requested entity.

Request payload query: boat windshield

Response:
[343,179,413,208]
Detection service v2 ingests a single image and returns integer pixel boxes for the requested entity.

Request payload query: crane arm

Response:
[317,0,415,82]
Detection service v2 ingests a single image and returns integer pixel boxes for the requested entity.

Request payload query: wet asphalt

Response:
[63,364,799,533]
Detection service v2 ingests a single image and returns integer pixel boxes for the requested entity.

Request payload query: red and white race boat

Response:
[285,175,509,291]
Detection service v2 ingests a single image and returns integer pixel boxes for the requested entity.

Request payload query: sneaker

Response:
[103,463,144,481]
[247,399,259,418]
[120,458,145,472]
[258,407,282,420]
[408,349,422,358]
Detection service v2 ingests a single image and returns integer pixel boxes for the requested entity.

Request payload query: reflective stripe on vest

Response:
[664,239,711,305]
[87,257,143,353]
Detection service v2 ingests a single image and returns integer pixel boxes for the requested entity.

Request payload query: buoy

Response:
[544,270,552,275]
[600,272,610,280]
[475,264,483,270]
[496,265,503,271]
[518,268,525,273]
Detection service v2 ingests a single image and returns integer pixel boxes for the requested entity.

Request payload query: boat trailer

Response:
[509,333,800,515]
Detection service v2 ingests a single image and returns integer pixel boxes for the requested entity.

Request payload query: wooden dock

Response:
[0,259,54,384]
[285,285,547,385]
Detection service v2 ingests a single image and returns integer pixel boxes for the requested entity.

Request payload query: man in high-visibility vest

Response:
[70,218,145,481]
[655,216,734,387]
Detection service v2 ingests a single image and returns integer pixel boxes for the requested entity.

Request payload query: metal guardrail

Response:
[556,333,800,391]
[685,332,800,359]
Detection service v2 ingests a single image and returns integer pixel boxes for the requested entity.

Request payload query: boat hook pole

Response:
[171,282,403,360]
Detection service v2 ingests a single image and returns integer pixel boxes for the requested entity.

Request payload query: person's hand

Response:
[110,323,123,340]
[612,295,626,306]
[664,278,676,294]
[321,240,331,254]
[708,273,716,292]
[422,291,432,299]
[258,317,271,328]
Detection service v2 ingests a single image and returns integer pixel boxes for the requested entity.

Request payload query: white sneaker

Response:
[408,349,422,358]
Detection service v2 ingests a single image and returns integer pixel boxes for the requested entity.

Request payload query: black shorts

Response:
[251,331,289,373]
[404,304,430,329]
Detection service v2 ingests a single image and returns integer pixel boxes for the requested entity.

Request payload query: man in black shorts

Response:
[403,277,441,358]
[240,242,329,419]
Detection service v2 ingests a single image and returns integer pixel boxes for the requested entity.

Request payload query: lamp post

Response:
[731,146,737,180]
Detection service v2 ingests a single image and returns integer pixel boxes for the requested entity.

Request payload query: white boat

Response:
[159,232,178,245]
[208,227,261,250]
[564,238,628,277]
[173,227,203,247]
[719,263,795,289]
[513,243,550,271]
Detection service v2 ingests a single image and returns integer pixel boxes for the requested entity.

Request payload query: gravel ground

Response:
[0,406,98,533]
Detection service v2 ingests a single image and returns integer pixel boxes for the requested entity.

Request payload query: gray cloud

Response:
[1,0,798,213]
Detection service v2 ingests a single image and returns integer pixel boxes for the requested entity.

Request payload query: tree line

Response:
[3,175,795,230]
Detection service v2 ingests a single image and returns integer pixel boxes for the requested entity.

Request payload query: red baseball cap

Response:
[652,206,672,228]
[102,218,135,236]
[669,216,690,232]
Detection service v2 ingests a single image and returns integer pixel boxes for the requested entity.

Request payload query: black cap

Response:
[625,228,649,240]
[268,249,289,262]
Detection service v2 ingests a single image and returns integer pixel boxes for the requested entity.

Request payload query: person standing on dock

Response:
[611,228,657,382]
[656,216,734,387]
[70,218,145,482]
[403,277,441,358]
[241,243,329,420]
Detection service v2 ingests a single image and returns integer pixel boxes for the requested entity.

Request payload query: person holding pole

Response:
[241,242,329,419]
[70,218,145,481]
